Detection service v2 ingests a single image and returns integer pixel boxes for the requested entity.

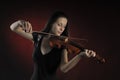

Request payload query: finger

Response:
[85,49,91,57]
[26,22,29,32]
[23,22,27,32]
[28,22,32,33]
[26,21,31,32]
[88,50,96,57]
[91,51,96,57]
[89,50,93,55]
[20,20,26,30]
[27,22,32,33]
[85,49,88,53]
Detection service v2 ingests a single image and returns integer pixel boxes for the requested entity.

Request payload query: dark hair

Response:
[42,11,69,36]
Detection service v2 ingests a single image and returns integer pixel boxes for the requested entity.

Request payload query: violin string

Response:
[68,37,88,46]
[35,31,88,46]
[69,37,88,42]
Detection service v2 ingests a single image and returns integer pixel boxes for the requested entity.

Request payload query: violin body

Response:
[49,36,82,54]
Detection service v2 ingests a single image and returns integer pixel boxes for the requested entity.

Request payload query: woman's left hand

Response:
[85,49,96,58]
[80,49,96,58]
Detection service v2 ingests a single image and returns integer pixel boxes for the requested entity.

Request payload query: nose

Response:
[60,26,64,32]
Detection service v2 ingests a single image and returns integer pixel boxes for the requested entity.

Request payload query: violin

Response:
[38,31,106,63]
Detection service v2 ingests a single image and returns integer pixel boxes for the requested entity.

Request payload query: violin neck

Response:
[68,40,85,51]
[94,54,105,63]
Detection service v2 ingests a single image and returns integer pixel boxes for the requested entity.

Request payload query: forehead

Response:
[56,17,67,24]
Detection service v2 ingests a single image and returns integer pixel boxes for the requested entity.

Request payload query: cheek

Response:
[51,25,58,33]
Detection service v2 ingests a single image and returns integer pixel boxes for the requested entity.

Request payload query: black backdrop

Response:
[0,0,119,80]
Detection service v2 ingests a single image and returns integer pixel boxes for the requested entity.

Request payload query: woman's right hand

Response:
[10,20,33,40]
[10,20,32,33]
[19,20,32,33]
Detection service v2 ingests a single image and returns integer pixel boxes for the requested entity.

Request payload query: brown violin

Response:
[38,31,106,63]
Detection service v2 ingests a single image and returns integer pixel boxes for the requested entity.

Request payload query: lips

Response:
[57,31,62,35]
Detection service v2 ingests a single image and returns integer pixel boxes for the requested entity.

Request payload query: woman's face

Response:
[50,17,67,36]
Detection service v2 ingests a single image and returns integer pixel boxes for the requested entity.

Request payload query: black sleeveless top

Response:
[31,32,63,80]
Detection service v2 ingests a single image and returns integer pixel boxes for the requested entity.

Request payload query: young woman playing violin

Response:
[10,11,98,80]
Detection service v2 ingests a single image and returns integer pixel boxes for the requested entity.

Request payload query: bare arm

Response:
[60,49,96,73]
[10,20,33,40]
[60,49,82,73]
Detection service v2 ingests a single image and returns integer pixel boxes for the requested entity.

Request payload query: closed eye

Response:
[58,23,62,26]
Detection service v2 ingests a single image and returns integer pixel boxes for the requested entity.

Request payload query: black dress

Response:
[31,32,63,80]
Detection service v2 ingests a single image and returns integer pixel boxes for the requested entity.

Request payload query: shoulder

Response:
[32,31,42,42]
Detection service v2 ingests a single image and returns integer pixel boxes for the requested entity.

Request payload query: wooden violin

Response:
[38,31,106,63]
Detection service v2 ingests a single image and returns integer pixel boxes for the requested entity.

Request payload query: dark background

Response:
[0,0,119,80]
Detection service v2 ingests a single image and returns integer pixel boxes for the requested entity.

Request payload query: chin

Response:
[57,34,60,36]
[55,34,61,36]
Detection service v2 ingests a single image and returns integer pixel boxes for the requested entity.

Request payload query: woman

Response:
[10,11,96,80]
